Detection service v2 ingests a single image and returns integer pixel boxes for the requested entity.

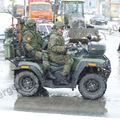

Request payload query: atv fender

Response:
[72,60,101,87]
[72,61,87,87]
[14,61,44,84]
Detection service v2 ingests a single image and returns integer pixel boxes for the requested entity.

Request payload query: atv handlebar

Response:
[66,42,87,57]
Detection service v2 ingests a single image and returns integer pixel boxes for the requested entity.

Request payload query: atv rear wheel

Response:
[78,74,106,100]
[14,71,39,96]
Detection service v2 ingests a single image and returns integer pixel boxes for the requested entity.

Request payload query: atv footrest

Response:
[43,79,73,88]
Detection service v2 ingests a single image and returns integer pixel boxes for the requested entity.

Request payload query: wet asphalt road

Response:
[0,32,120,118]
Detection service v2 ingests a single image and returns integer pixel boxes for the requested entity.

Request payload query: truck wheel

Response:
[78,74,106,100]
[14,71,39,96]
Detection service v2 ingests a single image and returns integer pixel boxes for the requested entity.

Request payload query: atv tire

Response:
[14,71,39,96]
[78,74,106,100]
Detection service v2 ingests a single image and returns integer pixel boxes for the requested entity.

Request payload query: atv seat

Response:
[49,61,64,67]
[49,61,64,72]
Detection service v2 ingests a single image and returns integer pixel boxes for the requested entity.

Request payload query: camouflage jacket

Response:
[48,31,66,54]
[23,30,43,52]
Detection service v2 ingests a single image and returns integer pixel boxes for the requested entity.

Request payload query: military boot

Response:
[47,71,56,80]
[60,76,68,85]
[58,65,71,85]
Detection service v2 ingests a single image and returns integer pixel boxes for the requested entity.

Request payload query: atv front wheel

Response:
[14,71,39,96]
[78,74,106,100]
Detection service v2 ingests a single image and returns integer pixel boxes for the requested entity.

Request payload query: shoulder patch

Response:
[26,34,31,41]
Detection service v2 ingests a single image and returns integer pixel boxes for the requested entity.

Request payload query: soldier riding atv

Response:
[4,21,111,100]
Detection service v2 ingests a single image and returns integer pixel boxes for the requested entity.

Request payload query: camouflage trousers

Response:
[35,50,50,70]
[49,53,74,75]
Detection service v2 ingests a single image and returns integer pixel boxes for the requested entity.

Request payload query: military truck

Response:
[4,32,111,100]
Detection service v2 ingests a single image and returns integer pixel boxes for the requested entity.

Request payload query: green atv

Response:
[4,34,111,100]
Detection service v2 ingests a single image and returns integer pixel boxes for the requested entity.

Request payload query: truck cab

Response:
[28,1,53,21]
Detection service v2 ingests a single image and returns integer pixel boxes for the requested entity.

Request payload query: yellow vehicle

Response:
[56,0,85,28]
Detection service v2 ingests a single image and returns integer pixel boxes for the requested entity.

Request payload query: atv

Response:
[4,34,111,100]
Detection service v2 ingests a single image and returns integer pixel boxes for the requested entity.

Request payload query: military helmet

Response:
[19,18,25,25]
[26,19,36,28]
[53,22,64,30]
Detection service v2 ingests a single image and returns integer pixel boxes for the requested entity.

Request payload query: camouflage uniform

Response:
[48,22,74,75]
[13,19,27,57]
[23,19,50,70]
[16,18,26,42]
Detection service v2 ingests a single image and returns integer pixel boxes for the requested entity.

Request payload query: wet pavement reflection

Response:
[14,96,107,117]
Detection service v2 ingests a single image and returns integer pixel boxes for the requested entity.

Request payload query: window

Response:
[64,2,83,14]
[31,4,51,11]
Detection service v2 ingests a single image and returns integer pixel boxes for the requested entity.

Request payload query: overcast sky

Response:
[15,0,25,5]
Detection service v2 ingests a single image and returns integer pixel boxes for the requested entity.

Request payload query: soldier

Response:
[16,18,26,43]
[117,44,120,51]
[23,19,50,70]
[48,22,74,84]
[117,27,120,51]
[15,18,27,56]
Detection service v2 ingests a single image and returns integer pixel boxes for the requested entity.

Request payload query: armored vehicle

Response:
[4,33,111,100]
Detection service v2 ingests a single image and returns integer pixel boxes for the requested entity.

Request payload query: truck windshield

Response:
[31,4,51,11]
[63,2,83,14]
